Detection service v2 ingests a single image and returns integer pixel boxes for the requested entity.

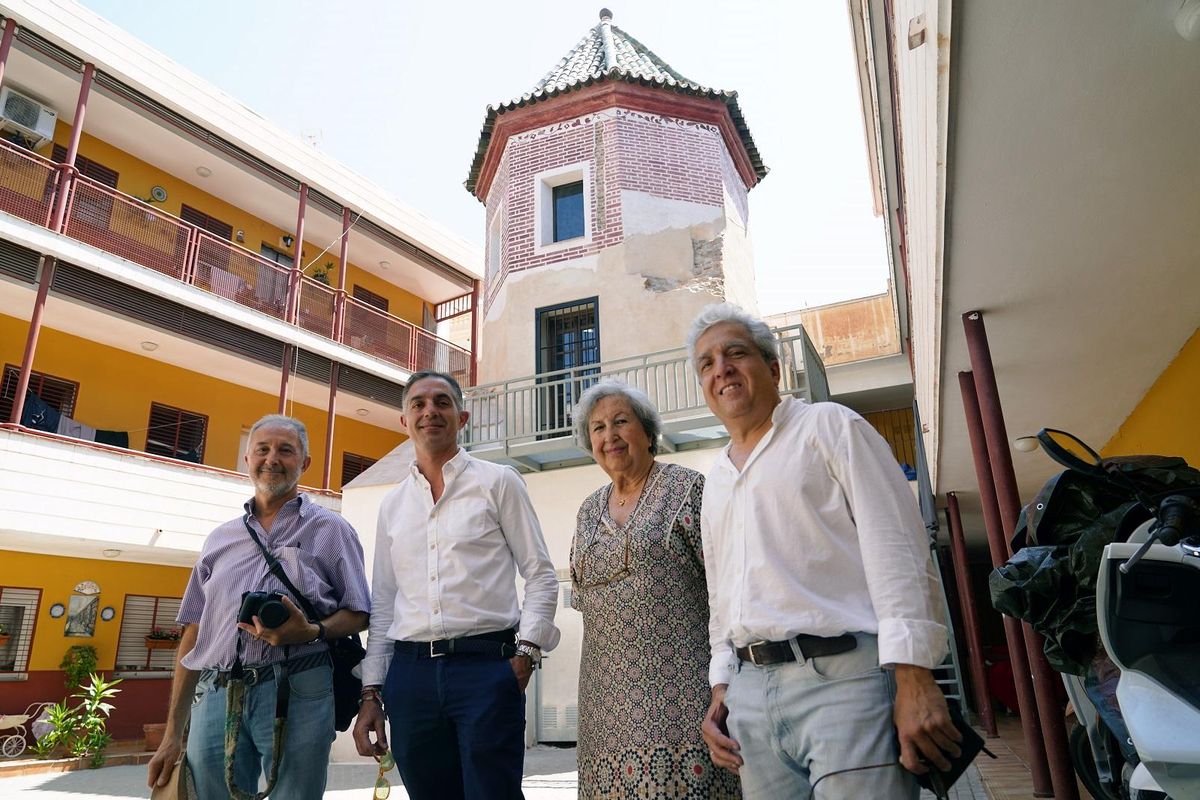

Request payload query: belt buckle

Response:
[243,666,261,686]
[429,641,446,658]
[745,640,770,666]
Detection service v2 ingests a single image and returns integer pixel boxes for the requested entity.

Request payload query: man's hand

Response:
[353,699,389,757]
[146,733,183,789]
[236,595,317,647]
[893,664,962,774]
[509,655,533,691]
[700,684,742,772]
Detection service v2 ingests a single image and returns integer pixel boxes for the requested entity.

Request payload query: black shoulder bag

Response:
[242,514,366,732]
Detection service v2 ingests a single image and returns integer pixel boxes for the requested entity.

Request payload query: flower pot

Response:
[143,722,166,751]
[144,637,179,650]
[0,634,10,647]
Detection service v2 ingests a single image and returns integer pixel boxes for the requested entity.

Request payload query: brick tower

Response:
[466,9,767,385]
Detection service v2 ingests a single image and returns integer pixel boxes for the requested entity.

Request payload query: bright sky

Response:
[77,0,889,314]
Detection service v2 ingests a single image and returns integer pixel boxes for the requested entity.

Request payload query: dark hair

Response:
[402,370,465,412]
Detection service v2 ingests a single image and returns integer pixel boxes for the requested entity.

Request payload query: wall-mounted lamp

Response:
[1013,436,1039,453]
[282,235,295,248]
[235,229,245,243]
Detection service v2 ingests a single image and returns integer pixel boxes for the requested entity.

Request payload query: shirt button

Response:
[432,608,440,614]
[430,543,436,550]
[430,575,436,582]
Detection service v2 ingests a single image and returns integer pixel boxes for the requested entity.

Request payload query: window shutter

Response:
[352,285,389,312]
[145,402,208,462]
[180,205,233,240]
[114,595,183,672]
[0,587,40,674]
[0,364,80,422]
[341,452,378,488]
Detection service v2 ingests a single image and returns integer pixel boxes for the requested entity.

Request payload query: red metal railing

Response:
[0,139,471,376]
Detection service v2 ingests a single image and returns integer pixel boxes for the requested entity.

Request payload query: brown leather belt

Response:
[735,633,857,666]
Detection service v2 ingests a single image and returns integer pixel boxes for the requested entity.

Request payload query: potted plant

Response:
[308,261,334,286]
[144,627,182,650]
[0,622,10,647]
[61,645,98,690]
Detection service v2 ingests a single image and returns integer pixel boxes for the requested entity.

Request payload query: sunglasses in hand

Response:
[373,751,396,799]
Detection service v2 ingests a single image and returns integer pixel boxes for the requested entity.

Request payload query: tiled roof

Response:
[465,10,767,196]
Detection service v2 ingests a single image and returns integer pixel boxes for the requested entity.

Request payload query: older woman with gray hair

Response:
[569,380,739,799]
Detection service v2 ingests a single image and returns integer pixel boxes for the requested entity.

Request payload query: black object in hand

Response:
[238,591,289,629]
[913,705,996,799]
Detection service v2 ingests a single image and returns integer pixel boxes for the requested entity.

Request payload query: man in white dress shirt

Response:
[690,304,961,798]
[352,370,560,800]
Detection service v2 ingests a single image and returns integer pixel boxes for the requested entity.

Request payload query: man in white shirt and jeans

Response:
[353,370,560,800]
[690,304,961,798]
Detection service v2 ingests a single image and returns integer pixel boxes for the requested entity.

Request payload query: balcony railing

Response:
[0,139,470,379]
[462,323,828,466]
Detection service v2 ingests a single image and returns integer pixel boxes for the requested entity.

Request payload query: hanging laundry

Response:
[57,415,97,441]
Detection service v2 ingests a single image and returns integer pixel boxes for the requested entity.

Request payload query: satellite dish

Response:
[150,185,168,203]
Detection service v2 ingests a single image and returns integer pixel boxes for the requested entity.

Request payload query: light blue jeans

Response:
[724,633,918,799]
[187,663,335,800]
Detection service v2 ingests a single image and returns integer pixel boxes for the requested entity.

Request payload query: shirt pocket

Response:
[276,546,334,613]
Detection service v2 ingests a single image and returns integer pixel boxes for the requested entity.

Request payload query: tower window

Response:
[552,181,585,242]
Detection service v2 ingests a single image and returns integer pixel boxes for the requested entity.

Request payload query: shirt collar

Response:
[408,447,469,483]
[716,395,801,473]
[243,493,307,517]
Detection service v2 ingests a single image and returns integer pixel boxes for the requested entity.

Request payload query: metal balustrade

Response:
[0,139,470,376]
[462,323,827,469]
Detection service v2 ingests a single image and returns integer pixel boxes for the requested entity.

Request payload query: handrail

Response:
[0,138,471,375]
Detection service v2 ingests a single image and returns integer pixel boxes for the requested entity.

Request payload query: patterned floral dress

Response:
[571,461,740,799]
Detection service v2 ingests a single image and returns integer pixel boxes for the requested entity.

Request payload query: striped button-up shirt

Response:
[178,493,371,670]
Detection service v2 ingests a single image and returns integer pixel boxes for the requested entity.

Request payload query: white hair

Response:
[573,379,663,455]
[685,302,779,370]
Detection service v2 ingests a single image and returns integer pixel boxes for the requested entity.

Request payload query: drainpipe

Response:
[10,63,94,425]
[962,312,1078,800]
[945,492,998,737]
[321,208,352,490]
[277,184,308,415]
[469,279,481,386]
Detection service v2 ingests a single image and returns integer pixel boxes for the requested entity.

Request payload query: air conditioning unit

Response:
[0,87,57,149]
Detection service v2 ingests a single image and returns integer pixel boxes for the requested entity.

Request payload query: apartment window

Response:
[53,145,118,229]
[535,163,591,250]
[353,285,389,312]
[113,595,183,674]
[0,587,40,674]
[180,205,233,240]
[0,364,78,425]
[536,298,599,432]
[552,182,585,242]
[259,244,294,268]
[341,452,378,488]
[145,402,207,463]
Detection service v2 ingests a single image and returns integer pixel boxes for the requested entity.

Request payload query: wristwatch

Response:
[515,643,542,668]
[308,620,326,644]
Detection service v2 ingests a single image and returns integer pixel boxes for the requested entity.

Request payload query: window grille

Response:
[535,299,600,433]
[114,595,183,673]
[145,402,208,463]
[341,452,378,488]
[0,587,41,674]
[0,363,79,423]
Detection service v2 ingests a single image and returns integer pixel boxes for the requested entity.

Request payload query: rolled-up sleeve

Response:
[497,467,560,651]
[835,417,948,669]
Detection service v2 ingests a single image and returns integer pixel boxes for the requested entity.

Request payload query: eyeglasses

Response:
[574,523,632,589]
[373,751,395,799]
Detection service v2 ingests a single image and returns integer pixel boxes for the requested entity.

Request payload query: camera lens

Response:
[258,597,289,629]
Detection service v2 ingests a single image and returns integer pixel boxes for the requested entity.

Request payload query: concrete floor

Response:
[0,743,991,799]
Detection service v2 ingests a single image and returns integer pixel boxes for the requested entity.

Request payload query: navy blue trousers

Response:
[382,651,525,800]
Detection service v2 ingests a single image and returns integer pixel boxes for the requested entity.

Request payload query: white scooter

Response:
[1036,430,1200,800]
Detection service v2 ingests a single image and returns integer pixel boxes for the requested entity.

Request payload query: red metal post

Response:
[945,492,998,737]
[321,208,353,490]
[10,63,94,425]
[962,311,1078,800]
[469,279,481,386]
[0,18,18,89]
[49,63,94,232]
[277,184,308,414]
[959,371,1050,790]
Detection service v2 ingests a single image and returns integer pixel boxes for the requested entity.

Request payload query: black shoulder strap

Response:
[242,512,320,624]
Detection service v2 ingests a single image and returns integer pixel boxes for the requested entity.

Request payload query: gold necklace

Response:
[612,466,653,507]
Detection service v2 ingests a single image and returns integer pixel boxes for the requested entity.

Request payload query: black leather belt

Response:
[395,628,517,659]
[207,650,330,688]
[736,633,857,666]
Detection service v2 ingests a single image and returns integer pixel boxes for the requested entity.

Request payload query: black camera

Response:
[238,591,289,629]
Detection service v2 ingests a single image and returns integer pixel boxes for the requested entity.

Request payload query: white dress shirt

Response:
[702,396,947,687]
[361,448,560,686]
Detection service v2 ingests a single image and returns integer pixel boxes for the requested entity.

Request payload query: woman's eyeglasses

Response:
[373,751,395,799]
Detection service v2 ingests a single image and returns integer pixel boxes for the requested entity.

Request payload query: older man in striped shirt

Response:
[147,414,370,799]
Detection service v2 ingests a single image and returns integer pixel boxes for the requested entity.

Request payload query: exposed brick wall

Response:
[483,106,743,314]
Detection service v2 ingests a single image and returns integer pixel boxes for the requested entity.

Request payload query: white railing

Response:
[462,323,827,451]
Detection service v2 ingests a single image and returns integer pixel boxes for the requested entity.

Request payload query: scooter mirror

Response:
[1036,428,1106,475]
